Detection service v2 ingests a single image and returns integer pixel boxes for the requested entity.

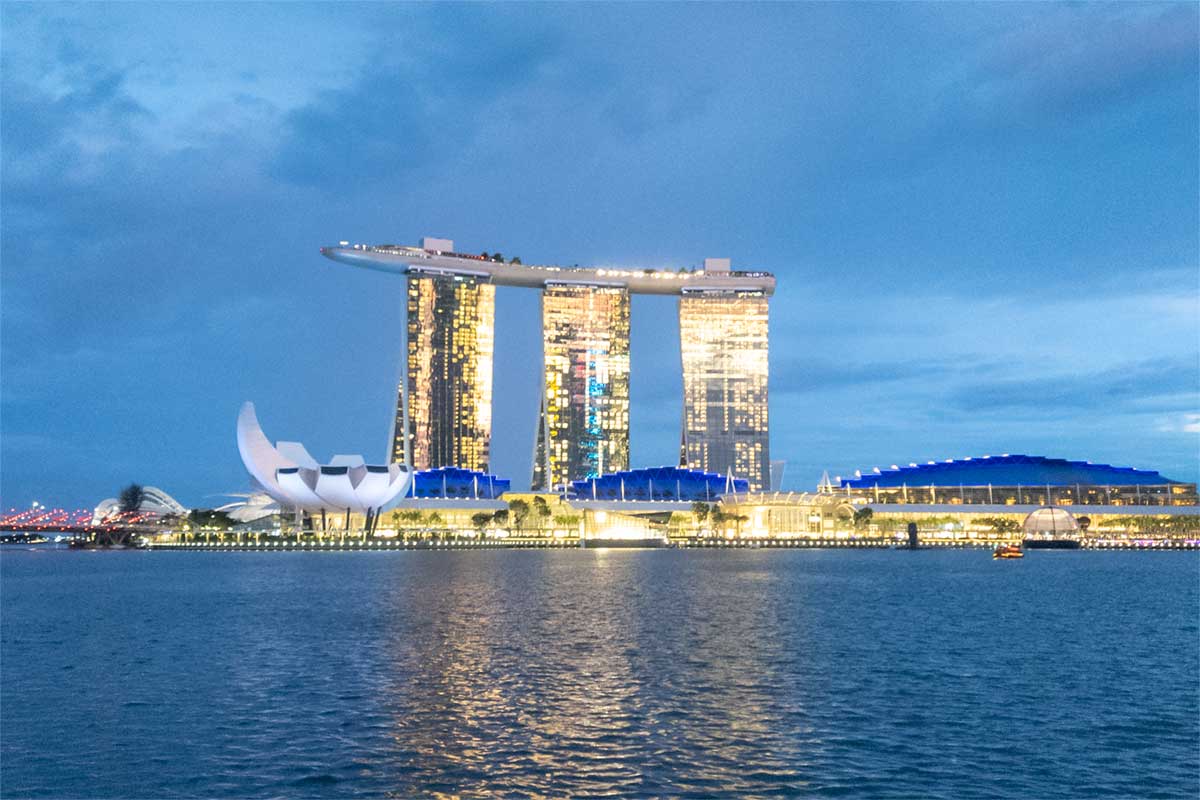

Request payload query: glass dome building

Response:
[1023,507,1081,536]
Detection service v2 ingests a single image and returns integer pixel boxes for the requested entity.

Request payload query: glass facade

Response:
[679,290,770,491]
[533,284,630,490]
[392,275,495,471]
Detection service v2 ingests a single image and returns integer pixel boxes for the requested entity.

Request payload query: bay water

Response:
[2,548,1197,798]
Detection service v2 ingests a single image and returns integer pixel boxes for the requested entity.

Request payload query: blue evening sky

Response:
[2,2,1197,509]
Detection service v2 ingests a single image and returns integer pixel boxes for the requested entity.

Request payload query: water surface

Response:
[2,549,1197,798]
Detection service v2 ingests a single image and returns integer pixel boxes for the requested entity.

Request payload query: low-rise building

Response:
[830,454,1196,507]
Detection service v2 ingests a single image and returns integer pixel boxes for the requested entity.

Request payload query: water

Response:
[2,548,1197,799]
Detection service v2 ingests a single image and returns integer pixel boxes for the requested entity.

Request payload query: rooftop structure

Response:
[569,466,748,502]
[832,454,1196,506]
[839,454,1182,488]
[321,240,775,296]
[408,467,510,500]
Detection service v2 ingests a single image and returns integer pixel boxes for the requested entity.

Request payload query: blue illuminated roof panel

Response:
[839,455,1179,488]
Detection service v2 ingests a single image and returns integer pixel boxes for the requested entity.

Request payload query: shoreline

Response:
[7,538,1192,552]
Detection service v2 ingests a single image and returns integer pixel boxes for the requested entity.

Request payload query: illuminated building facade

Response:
[533,284,630,490]
[679,290,770,491]
[323,238,776,487]
[393,274,495,472]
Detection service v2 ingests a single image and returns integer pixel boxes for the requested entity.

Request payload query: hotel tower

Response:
[390,271,495,472]
[532,284,631,491]
[679,284,770,491]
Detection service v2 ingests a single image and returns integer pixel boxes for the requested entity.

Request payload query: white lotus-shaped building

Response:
[236,402,411,516]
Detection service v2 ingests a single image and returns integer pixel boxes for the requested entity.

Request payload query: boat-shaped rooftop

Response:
[321,237,775,296]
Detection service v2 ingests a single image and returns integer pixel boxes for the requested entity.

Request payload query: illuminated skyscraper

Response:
[533,284,630,490]
[324,237,775,488]
[391,274,495,472]
[679,290,770,491]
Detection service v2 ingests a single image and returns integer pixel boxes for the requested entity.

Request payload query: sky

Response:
[2,2,1197,510]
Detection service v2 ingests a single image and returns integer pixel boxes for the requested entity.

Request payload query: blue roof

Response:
[570,466,747,501]
[839,454,1180,489]
[410,467,510,499]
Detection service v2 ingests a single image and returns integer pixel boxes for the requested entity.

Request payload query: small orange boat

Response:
[993,544,1024,559]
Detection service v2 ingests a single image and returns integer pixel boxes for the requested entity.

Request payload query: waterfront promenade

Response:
[145,535,1199,551]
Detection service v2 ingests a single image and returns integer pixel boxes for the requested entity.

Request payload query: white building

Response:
[236,402,412,528]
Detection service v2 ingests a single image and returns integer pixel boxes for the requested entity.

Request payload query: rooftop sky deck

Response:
[321,243,776,296]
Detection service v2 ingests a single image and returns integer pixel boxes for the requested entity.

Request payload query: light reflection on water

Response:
[2,548,1198,798]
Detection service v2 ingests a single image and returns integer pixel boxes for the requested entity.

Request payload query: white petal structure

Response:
[313,466,366,511]
[276,468,327,511]
[215,493,280,524]
[277,442,320,469]
[355,465,407,508]
[237,402,411,514]
[236,403,295,505]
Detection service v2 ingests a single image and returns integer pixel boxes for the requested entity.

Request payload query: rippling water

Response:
[2,548,1197,798]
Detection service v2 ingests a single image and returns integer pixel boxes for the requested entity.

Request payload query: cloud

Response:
[266,6,729,191]
[2,3,1197,504]
[952,357,1197,414]
[1,66,151,194]
[962,4,1198,121]
[268,12,569,186]
[773,357,1009,395]
[1157,413,1200,435]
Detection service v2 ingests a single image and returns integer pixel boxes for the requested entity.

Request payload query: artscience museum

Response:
[236,402,412,530]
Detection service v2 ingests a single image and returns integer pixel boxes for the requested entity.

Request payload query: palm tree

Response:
[471,512,493,538]
[118,484,146,514]
[852,507,874,529]
[508,499,529,533]
[710,509,727,537]
[734,514,749,539]
[531,496,551,533]
[553,514,581,535]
